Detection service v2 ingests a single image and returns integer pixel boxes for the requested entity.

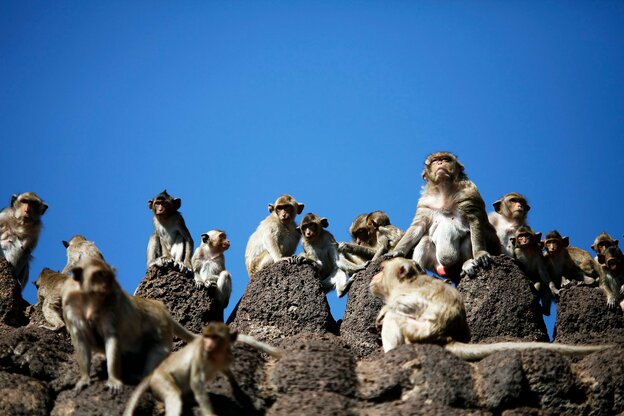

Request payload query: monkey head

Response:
[422,152,466,184]
[597,246,624,272]
[349,214,370,245]
[148,190,181,216]
[201,322,237,364]
[11,192,48,223]
[493,192,530,221]
[367,211,391,228]
[268,194,304,225]
[510,226,542,249]
[70,258,118,296]
[370,257,424,300]
[298,213,328,242]
[201,230,230,253]
[33,267,57,289]
[543,230,569,255]
[62,235,88,249]
[591,232,619,255]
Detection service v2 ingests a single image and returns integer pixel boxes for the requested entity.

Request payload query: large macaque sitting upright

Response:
[389,152,501,282]
[245,194,304,278]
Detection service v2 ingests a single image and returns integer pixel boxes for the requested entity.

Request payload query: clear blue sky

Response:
[2,2,623,336]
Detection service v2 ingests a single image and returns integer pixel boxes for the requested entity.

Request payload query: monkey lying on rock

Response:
[370,257,613,360]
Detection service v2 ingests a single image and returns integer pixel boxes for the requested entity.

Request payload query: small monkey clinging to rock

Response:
[191,229,232,308]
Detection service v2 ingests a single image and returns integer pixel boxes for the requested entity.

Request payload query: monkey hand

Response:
[381,251,405,261]
[105,377,123,393]
[74,376,91,393]
[473,251,492,268]
[607,298,617,309]
[338,242,351,253]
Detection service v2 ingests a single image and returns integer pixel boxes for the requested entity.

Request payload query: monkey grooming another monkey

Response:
[62,234,105,273]
[371,257,612,359]
[245,194,304,278]
[33,268,69,330]
[147,190,194,273]
[388,152,501,282]
[191,230,232,308]
[123,322,281,416]
[0,192,48,290]
[591,232,619,262]
[596,246,624,312]
[542,230,600,289]
[488,192,531,256]
[293,213,364,297]
[510,226,555,315]
[339,211,404,263]
[62,258,196,392]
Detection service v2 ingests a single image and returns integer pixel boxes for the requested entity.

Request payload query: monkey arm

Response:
[372,235,392,261]
[262,232,285,262]
[392,222,427,257]
[458,198,492,265]
[105,335,123,391]
[146,233,162,266]
[339,242,376,259]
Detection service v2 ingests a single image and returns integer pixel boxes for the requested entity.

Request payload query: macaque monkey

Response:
[542,230,600,289]
[245,194,304,278]
[191,230,232,308]
[33,268,69,330]
[339,211,404,262]
[62,235,105,273]
[0,192,48,290]
[488,192,531,256]
[62,258,196,392]
[596,246,624,312]
[293,213,364,297]
[388,152,501,282]
[591,232,619,262]
[509,226,555,315]
[147,190,194,272]
[123,322,281,416]
[371,258,611,359]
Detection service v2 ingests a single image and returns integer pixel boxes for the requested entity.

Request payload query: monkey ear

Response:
[33,280,39,288]
[230,329,238,343]
[148,199,154,210]
[268,204,275,213]
[615,240,620,246]
[525,203,531,212]
[201,234,209,244]
[71,267,84,283]
[412,261,425,274]
[62,240,70,248]
[296,203,305,214]
[492,199,502,213]
[39,202,48,215]
[397,264,412,281]
[421,168,429,181]
[535,232,542,241]
[296,226,301,234]
[10,194,18,206]
[320,218,329,228]
[173,198,182,210]
[562,237,570,247]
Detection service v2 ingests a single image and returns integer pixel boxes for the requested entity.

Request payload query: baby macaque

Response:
[33,268,69,330]
[543,230,600,289]
[191,230,232,308]
[62,234,105,273]
[597,246,624,312]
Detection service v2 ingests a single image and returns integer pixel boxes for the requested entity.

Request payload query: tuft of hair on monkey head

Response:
[421,151,467,183]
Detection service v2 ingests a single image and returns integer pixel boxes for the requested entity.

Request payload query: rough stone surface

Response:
[340,260,385,358]
[0,258,28,326]
[361,400,492,416]
[476,351,526,411]
[267,391,357,416]
[457,255,549,342]
[228,261,338,342]
[0,371,51,416]
[574,346,624,416]
[134,263,224,333]
[554,284,624,344]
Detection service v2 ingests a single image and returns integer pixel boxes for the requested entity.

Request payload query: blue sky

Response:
[2,2,623,336]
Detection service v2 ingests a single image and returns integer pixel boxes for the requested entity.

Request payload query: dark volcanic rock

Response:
[0,258,28,326]
[476,351,526,411]
[134,263,223,333]
[267,391,357,416]
[0,371,51,416]
[228,261,338,342]
[574,346,624,415]
[361,400,492,416]
[340,260,384,358]
[554,284,624,344]
[357,343,478,408]
[457,255,549,343]
[270,333,357,397]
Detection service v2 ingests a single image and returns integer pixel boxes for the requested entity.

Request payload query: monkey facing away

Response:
[293,213,364,297]
[596,246,624,312]
[33,268,69,330]
[388,152,501,282]
[488,192,531,256]
[245,194,304,278]
[147,190,194,272]
[62,234,105,273]
[339,210,404,263]
[191,230,232,308]
[510,226,555,315]
[542,230,601,289]
[371,257,612,360]
[123,322,281,416]
[591,232,619,262]
[0,192,48,290]
[62,258,196,391]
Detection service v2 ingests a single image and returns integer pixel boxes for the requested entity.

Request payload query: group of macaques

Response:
[0,151,622,415]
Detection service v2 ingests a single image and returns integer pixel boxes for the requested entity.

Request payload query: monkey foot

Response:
[338,278,354,298]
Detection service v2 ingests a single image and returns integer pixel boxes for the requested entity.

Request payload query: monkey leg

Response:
[217,271,232,308]
[413,236,440,273]
[147,234,163,267]
[42,302,65,331]
[105,336,123,391]
[67,323,92,390]
[150,372,184,416]
[328,269,350,298]
[380,313,406,352]
[250,252,274,277]
[144,344,171,377]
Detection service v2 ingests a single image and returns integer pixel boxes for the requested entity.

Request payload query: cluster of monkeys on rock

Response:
[0,151,621,415]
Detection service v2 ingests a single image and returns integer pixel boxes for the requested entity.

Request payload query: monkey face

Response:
[423,152,460,183]
[596,241,613,255]
[353,227,371,246]
[13,193,47,221]
[544,239,560,254]
[152,199,168,215]
[506,196,528,219]
[301,224,318,240]
[275,204,294,224]
[516,233,531,246]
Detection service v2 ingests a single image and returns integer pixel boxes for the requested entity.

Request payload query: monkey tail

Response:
[123,376,150,416]
[444,342,614,361]
[236,334,283,358]
[171,320,197,344]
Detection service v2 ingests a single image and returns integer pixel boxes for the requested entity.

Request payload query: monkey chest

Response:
[429,211,469,237]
